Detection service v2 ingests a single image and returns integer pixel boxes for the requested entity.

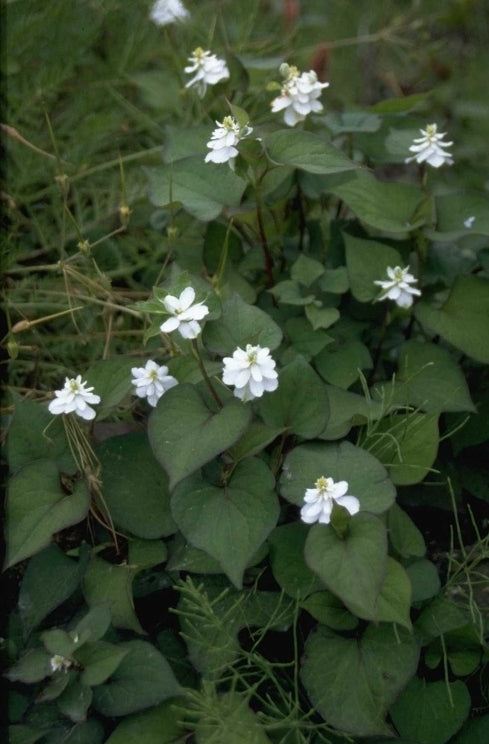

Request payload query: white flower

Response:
[159,286,209,339]
[300,476,360,525]
[48,375,101,421]
[50,654,72,674]
[270,64,329,127]
[374,265,421,309]
[405,123,453,168]
[464,216,475,229]
[222,344,278,401]
[149,0,189,26]
[131,360,178,407]
[184,47,229,98]
[205,116,253,167]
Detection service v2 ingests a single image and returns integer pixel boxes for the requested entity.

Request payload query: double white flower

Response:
[405,123,453,168]
[270,64,329,127]
[222,344,278,401]
[185,48,229,98]
[149,0,189,26]
[205,116,253,167]
[131,360,178,407]
[300,476,360,525]
[159,287,209,340]
[48,375,101,421]
[374,265,421,309]
[50,654,72,673]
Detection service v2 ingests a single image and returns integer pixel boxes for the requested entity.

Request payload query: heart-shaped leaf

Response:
[301,623,419,736]
[203,294,282,355]
[5,460,90,569]
[148,384,252,489]
[280,441,395,515]
[304,513,388,620]
[389,678,471,744]
[259,356,329,438]
[171,459,279,588]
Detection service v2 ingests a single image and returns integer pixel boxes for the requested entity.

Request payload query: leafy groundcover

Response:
[2,2,489,744]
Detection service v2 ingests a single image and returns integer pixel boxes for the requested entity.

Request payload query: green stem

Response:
[192,339,222,409]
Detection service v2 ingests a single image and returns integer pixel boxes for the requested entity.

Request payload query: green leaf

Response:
[93,640,179,717]
[415,276,489,364]
[105,700,184,744]
[301,591,358,630]
[96,433,176,539]
[452,714,489,744]
[58,680,92,723]
[268,522,325,600]
[148,384,252,490]
[304,304,340,330]
[301,624,419,736]
[259,356,329,438]
[304,513,388,620]
[366,412,439,485]
[19,544,84,638]
[228,422,284,462]
[203,294,282,354]
[319,384,383,440]
[290,254,325,285]
[83,555,144,634]
[375,557,412,630]
[332,170,426,234]
[406,559,441,603]
[264,129,359,174]
[426,190,489,240]
[285,317,333,359]
[7,394,76,474]
[280,441,396,515]
[84,359,135,415]
[415,597,470,644]
[41,628,78,657]
[375,341,475,414]
[195,690,272,744]
[315,340,372,389]
[145,158,247,221]
[74,605,111,644]
[5,460,90,569]
[344,232,402,302]
[76,642,129,687]
[324,111,382,134]
[8,726,47,744]
[128,538,167,569]
[271,280,315,306]
[171,459,278,588]
[62,719,105,744]
[389,678,471,744]
[6,649,52,684]
[387,503,426,558]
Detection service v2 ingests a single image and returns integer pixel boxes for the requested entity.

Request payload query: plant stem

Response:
[192,340,223,409]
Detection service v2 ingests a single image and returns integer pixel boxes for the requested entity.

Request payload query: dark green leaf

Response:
[97,433,176,539]
[148,384,252,490]
[301,624,419,735]
[171,459,278,588]
[259,356,329,438]
[93,640,179,717]
[5,460,90,569]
